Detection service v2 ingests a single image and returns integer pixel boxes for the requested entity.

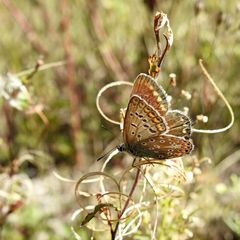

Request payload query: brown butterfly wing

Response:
[123,74,194,159]
[123,95,167,152]
[165,110,192,139]
[131,73,169,116]
[128,135,194,159]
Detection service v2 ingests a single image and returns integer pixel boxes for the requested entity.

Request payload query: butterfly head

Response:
[117,144,126,152]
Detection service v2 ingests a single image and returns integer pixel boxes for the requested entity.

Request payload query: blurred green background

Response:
[0,0,239,239]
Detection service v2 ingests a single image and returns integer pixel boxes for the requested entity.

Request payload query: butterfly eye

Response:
[131,131,135,135]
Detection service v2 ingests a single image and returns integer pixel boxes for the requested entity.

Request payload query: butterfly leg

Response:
[131,157,138,168]
[131,158,145,172]
[142,157,155,167]
[131,159,157,196]
[131,158,148,183]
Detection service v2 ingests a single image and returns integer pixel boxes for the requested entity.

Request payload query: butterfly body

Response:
[121,73,193,160]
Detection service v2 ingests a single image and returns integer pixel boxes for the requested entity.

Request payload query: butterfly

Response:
[117,73,194,160]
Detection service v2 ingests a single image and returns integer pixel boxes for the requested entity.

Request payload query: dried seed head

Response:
[194,0,204,16]
[196,114,208,123]
[183,107,189,115]
[169,73,177,87]
[181,90,192,100]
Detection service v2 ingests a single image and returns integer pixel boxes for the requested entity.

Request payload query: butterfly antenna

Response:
[97,147,116,161]
[97,144,125,161]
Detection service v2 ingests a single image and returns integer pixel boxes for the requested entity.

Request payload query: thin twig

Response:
[215,149,240,175]
[2,0,48,55]
[60,0,83,168]
[111,167,141,239]
[2,103,16,160]
[25,59,44,80]
[16,61,66,77]
[87,1,129,82]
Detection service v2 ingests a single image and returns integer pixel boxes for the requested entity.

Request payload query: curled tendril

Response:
[96,81,133,125]
[98,192,136,222]
[75,172,121,206]
[77,11,234,240]
[192,59,234,134]
[118,159,186,185]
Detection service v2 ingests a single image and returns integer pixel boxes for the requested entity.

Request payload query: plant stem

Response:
[60,0,83,169]
[111,167,141,239]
